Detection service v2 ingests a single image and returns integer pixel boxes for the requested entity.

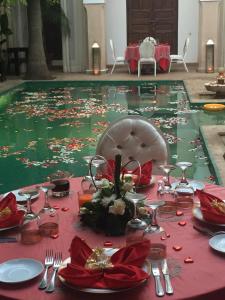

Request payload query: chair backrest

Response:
[139,40,155,59]
[182,36,190,58]
[96,115,169,174]
[109,39,116,60]
[143,36,157,45]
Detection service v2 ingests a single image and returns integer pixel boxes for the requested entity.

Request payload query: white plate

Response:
[193,207,225,227]
[4,189,39,203]
[172,180,205,192]
[209,234,225,253]
[58,248,150,294]
[0,258,43,283]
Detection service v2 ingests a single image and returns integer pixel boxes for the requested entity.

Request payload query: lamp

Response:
[92,42,101,75]
[206,39,214,73]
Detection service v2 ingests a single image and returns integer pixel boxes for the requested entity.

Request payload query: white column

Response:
[198,0,222,72]
[61,0,88,72]
[83,0,107,72]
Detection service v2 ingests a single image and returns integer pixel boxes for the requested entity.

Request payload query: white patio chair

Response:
[138,40,156,77]
[143,36,157,45]
[109,39,130,74]
[169,36,190,72]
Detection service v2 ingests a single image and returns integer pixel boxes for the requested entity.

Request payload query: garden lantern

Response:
[206,39,214,73]
[92,42,101,75]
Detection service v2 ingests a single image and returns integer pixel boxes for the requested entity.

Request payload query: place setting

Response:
[192,189,225,254]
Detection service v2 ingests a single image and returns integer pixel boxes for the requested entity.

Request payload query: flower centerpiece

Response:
[80,154,146,236]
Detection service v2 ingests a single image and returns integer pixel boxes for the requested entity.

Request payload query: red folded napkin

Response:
[58,236,150,289]
[103,160,152,186]
[0,192,24,228]
[196,190,225,224]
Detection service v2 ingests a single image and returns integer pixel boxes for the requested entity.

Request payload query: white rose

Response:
[101,194,117,207]
[108,199,126,215]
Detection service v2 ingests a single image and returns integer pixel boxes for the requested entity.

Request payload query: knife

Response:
[161,259,173,295]
[0,237,17,243]
[151,261,165,297]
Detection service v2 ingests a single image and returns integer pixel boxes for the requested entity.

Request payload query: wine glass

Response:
[176,161,192,184]
[143,200,167,260]
[159,164,176,193]
[19,188,42,244]
[83,155,94,180]
[38,184,59,237]
[126,192,147,226]
[125,192,148,245]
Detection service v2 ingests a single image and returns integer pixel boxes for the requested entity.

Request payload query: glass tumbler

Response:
[174,182,194,209]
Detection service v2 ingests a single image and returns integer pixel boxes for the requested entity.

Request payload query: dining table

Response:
[125,44,170,74]
[1,177,225,300]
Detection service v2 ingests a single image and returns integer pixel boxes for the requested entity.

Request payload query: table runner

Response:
[1,178,225,300]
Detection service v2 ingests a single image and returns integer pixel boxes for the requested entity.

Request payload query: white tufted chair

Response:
[96,115,169,175]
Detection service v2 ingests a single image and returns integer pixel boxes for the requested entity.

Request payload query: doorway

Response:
[127,0,178,53]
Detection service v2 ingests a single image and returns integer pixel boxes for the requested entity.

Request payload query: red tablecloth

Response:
[1,178,225,300]
[125,44,170,73]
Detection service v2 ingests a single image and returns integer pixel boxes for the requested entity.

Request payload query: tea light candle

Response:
[78,193,93,207]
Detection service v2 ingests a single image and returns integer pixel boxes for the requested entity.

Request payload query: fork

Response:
[39,249,54,289]
[45,252,62,293]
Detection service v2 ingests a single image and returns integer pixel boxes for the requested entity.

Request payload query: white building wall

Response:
[178,0,199,63]
[106,0,199,65]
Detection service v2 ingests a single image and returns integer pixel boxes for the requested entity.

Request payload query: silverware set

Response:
[151,259,173,297]
[39,250,62,293]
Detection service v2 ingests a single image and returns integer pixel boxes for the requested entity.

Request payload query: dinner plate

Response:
[209,234,225,253]
[58,248,151,294]
[171,180,205,192]
[4,189,39,203]
[192,207,225,227]
[0,258,43,283]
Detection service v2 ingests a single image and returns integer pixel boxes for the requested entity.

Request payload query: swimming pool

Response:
[0,80,223,193]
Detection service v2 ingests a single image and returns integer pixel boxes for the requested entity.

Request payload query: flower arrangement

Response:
[80,176,135,236]
[79,154,148,236]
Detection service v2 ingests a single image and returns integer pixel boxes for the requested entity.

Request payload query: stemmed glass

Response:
[159,164,176,193]
[19,188,42,244]
[143,200,167,260]
[125,192,147,245]
[38,184,59,237]
[176,162,192,184]
[83,155,94,180]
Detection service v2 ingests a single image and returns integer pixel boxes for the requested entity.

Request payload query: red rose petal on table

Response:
[178,221,186,226]
[184,257,194,263]
[166,233,170,238]
[61,207,69,212]
[51,234,59,239]
[104,241,113,247]
[173,245,182,251]
[52,205,60,210]
[176,210,184,216]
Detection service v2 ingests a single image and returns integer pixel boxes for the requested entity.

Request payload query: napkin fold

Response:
[0,192,24,228]
[196,190,225,224]
[58,236,150,289]
[103,160,152,186]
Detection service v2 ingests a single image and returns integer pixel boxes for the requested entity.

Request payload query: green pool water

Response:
[0,80,223,194]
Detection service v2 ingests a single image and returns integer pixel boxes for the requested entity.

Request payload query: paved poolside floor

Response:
[1,64,225,186]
